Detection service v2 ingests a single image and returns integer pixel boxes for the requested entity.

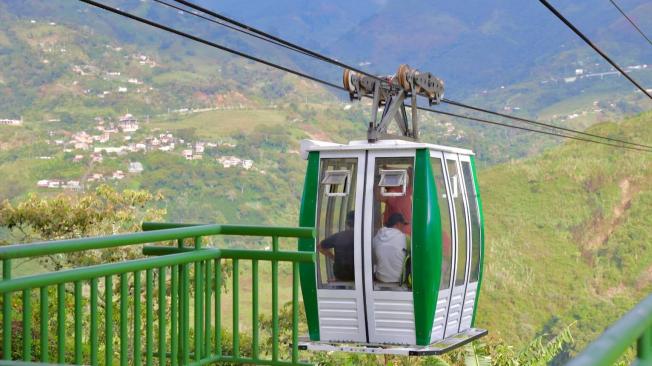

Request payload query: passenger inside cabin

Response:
[373,213,409,284]
[318,211,355,282]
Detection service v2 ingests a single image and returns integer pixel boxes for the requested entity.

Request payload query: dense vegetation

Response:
[1,2,652,364]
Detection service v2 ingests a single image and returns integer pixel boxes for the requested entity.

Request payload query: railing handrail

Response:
[567,292,652,365]
[141,245,315,262]
[0,224,315,260]
[142,221,315,238]
[0,250,221,293]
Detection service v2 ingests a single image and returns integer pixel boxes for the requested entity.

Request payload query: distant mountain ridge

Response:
[194,0,652,94]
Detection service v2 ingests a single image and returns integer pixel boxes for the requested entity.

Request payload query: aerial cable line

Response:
[77,0,652,153]
[415,105,652,152]
[608,0,652,48]
[164,0,652,150]
[152,0,317,59]
[169,0,386,83]
[539,0,652,100]
[442,98,652,150]
[78,0,343,91]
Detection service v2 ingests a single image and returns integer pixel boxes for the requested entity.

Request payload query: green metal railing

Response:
[567,293,652,366]
[0,223,315,366]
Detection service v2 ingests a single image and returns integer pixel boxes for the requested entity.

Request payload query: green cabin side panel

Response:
[298,151,320,340]
[412,149,442,345]
[470,156,485,327]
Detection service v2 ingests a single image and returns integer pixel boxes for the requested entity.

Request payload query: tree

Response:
[0,184,165,268]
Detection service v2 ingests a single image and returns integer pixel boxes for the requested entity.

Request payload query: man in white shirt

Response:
[373,213,409,283]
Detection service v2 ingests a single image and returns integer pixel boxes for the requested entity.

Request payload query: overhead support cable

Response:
[416,106,652,152]
[608,0,652,48]
[442,98,652,150]
[169,0,386,83]
[78,0,343,91]
[162,0,652,150]
[152,0,317,59]
[77,0,652,153]
[538,0,652,100]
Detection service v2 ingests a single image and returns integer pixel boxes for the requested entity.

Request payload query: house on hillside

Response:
[217,156,252,169]
[64,181,82,191]
[0,118,22,126]
[94,146,127,155]
[91,152,103,163]
[128,162,144,173]
[118,114,139,132]
[112,170,125,180]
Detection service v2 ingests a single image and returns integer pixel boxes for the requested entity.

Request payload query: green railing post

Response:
[120,274,128,366]
[214,259,222,358]
[181,264,190,365]
[252,260,259,360]
[146,269,154,366]
[22,289,31,361]
[158,267,166,366]
[74,281,82,364]
[638,327,652,363]
[194,260,202,363]
[90,278,99,366]
[40,286,49,363]
[203,259,211,358]
[57,283,65,364]
[105,276,113,366]
[292,262,300,365]
[2,259,11,361]
[271,236,279,363]
[134,271,142,366]
[232,259,240,360]
[171,266,179,366]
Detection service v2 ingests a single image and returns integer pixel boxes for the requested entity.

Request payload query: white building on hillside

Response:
[128,162,144,173]
[118,114,139,132]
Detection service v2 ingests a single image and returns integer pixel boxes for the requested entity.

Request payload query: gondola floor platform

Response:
[298,328,488,356]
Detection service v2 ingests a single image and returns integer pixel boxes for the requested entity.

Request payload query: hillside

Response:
[476,110,652,357]
[1,2,652,360]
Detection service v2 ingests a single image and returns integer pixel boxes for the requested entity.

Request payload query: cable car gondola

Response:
[297,66,487,356]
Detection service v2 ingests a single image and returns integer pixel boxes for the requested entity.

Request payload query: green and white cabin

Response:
[298,139,487,354]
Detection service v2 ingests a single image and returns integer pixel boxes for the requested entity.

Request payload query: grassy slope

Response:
[150,109,289,136]
[476,111,652,352]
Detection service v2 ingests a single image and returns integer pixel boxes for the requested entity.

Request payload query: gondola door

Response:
[363,150,417,345]
[430,151,456,341]
[458,155,482,331]
[314,151,367,343]
[443,153,471,337]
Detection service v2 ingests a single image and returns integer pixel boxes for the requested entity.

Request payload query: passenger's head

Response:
[346,211,355,229]
[385,212,408,230]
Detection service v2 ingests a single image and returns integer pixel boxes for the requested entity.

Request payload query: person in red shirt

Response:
[379,167,413,235]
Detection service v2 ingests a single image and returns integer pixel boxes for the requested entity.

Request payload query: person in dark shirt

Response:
[318,211,355,282]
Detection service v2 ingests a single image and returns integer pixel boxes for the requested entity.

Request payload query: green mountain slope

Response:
[477,111,652,356]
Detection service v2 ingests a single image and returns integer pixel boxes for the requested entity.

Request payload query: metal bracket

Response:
[344,65,444,143]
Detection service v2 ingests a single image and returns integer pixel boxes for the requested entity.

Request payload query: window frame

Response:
[321,169,352,197]
[378,169,408,197]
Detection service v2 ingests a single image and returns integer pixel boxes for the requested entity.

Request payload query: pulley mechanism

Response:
[343,65,444,142]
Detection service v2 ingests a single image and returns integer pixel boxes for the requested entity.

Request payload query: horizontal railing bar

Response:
[567,293,652,366]
[0,362,84,366]
[142,246,315,262]
[187,355,312,366]
[0,225,225,260]
[142,222,315,238]
[0,250,220,293]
